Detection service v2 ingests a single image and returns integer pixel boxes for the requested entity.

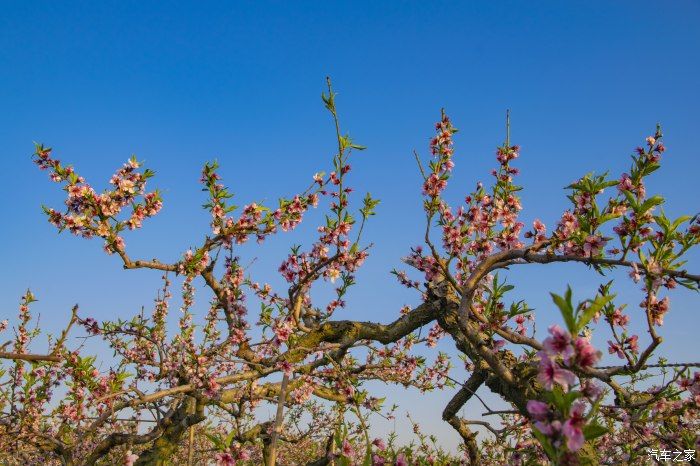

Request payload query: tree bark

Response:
[134,397,205,466]
[265,373,290,466]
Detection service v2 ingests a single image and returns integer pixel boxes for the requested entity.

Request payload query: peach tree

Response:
[1,81,698,465]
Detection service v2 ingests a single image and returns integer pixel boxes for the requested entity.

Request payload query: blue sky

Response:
[1,1,699,452]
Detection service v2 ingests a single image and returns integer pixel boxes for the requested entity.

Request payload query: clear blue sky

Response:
[1,1,699,451]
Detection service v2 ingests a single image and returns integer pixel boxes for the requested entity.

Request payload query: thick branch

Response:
[442,369,488,465]
[504,251,700,283]
[0,352,61,362]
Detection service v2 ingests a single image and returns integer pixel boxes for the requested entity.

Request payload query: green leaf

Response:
[576,294,614,332]
[548,385,570,412]
[583,423,608,441]
[671,215,692,231]
[621,190,638,210]
[551,287,576,334]
[531,428,557,460]
[598,213,620,225]
[564,390,583,409]
[205,433,224,450]
[640,163,660,177]
[322,90,336,113]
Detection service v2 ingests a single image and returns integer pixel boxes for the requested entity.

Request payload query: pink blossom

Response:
[581,379,603,399]
[642,294,670,326]
[536,419,562,437]
[372,438,387,450]
[557,211,579,238]
[526,400,550,421]
[537,353,576,391]
[572,337,600,368]
[629,263,641,283]
[215,452,236,466]
[608,340,624,359]
[496,145,519,164]
[533,219,546,232]
[562,401,587,451]
[617,173,634,192]
[212,204,225,218]
[123,451,138,466]
[646,258,662,275]
[426,323,445,347]
[327,267,341,283]
[422,173,447,197]
[609,307,630,328]
[278,361,293,377]
[582,235,606,257]
[395,453,408,466]
[542,325,574,360]
[341,439,354,458]
[273,320,292,343]
[526,218,547,242]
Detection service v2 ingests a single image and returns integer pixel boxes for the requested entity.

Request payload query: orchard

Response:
[1,81,698,465]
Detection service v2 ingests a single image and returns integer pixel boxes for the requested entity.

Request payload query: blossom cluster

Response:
[33,145,162,254]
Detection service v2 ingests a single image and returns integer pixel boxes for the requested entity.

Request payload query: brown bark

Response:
[442,369,488,464]
[134,397,205,466]
[430,278,600,465]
